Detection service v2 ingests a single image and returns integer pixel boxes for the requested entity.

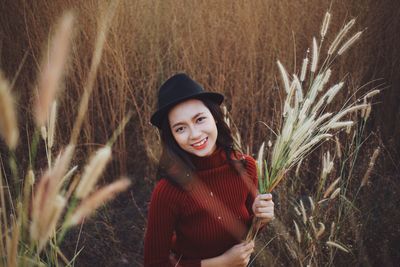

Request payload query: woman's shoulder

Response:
[151,178,184,201]
[231,149,256,167]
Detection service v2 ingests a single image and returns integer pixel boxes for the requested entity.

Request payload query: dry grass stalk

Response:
[67,178,131,226]
[35,12,74,127]
[75,146,112,199]
[69,1,119,145]
[0,71,19,150]
[361,147,381,187]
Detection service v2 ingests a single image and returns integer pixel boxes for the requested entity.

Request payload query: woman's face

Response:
[168,99,218,157]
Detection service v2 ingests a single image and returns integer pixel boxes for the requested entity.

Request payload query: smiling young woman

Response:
[144,73,275,267]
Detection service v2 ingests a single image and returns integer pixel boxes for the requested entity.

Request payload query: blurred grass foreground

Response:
[1,0,399,266]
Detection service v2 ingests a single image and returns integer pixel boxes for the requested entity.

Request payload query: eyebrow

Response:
[171,112,205,128]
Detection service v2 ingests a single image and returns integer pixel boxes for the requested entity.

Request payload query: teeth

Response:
[193,138,207,147]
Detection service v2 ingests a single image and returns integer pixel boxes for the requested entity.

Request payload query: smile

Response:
[191,137,208,150]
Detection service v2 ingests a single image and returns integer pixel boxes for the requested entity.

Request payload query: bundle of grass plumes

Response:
[247,11,379,241]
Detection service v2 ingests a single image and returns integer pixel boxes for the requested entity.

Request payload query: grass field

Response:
[1,0,399,266]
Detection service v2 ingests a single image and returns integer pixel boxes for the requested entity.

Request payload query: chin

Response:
[190,145,216,157]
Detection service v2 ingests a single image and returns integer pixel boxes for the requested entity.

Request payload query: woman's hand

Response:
[220,241,254,267]
[252,193,274,225]
[201,241,254,267]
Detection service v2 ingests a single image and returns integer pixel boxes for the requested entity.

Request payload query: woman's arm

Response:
[144,180,180,267]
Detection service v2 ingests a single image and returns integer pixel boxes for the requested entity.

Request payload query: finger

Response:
[256,212,275,219]
[255,206,274,214]
[258,193,272,200]
[241,241,253,251]
[255,200,274,208]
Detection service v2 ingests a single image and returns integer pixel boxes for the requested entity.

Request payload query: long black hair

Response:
[156,97,246,188]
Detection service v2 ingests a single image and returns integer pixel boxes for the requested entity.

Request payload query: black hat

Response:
[150,73,224,128]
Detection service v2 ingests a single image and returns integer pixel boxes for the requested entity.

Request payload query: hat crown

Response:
[150,73,224,128]
[157,73,204,109]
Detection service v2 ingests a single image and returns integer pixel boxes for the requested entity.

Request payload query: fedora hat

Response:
[150,73,224,128]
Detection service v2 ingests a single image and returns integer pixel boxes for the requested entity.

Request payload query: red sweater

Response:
[144,148,258,267]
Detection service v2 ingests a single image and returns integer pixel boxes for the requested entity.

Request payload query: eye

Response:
[196,116,207,123]
[175,126,185,133]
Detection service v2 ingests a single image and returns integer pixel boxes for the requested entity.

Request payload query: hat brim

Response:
[150,92,224,129]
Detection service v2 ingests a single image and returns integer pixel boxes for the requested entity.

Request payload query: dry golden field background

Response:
[1,0,399,266]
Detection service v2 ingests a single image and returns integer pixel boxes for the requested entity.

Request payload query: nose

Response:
[189,125,202,140]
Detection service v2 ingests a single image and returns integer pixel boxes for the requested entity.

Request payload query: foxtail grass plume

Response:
[316,222,325,239]
[67,178,131,226]
[27,169,35,186]
[40,126,47,141]
[294,206,301,216]
[326,241,350,253]
[30,194,67,252]
[330,188,341,199]
[338,31,363,55]
[320,12,331,38]
[256,142,266,180]
[47,100,57,149]
[30,145,74,250]
[324,177,341,198]
[293,220,301,243]
[0,71,19,150]
[364,89,380,99]
[328,19,355,55]
[335,136,342,159]
[300,200,307,224]
[311,37,319,73]
[35,12,74,127]
[361,147,380,187]
[75,146,112,199]
[300,56,309,82]
[7,218,20,267]
[308,196,315,212]
[277,60,291,94]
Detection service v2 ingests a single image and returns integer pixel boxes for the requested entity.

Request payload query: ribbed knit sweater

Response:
[144,148,258,267]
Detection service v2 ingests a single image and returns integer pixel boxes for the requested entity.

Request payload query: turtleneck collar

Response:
[189,146,228,170]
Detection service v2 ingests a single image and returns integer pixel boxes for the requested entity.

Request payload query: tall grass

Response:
[0,8,131,266]
[1,0,398,265]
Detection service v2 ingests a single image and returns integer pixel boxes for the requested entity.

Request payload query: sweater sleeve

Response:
[244,155,258,217]
[144,180,201,267]
[144,180,178,267]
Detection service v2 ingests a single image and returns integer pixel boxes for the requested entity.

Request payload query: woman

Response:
[144,73,274,266]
